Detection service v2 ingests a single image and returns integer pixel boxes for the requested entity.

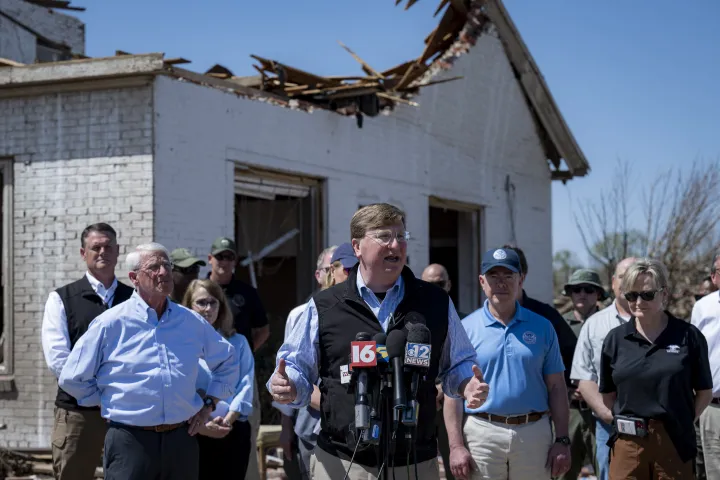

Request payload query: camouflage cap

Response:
[211,237,237,256]
[169,248,206,268]
[563,268,608,299]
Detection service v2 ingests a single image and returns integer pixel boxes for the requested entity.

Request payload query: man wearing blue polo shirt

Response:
[444,247,571,480]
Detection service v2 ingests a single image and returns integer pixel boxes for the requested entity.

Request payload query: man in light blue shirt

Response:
[444,247,571,480]
[59,242,238,480]
[269,203,490,480]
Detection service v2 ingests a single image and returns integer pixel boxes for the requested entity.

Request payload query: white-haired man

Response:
[59,243,239,480]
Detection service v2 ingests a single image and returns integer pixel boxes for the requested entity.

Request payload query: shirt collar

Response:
[481,299,523,326]
[130,290,173,321]
[356,269,403,297]
[610,300,631,322]
[85,271,117,297]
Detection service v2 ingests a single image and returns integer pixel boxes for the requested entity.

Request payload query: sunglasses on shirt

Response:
[623,289,662,302]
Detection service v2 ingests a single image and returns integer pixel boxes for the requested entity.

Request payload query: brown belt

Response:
[473,411,547,425]
[108,421,187,433]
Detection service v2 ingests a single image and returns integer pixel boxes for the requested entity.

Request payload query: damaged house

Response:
[0,0,588,448]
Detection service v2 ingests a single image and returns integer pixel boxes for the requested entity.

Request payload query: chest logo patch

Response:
[232,294,245,308]
[522,331,537,345]
[666,345,680,354]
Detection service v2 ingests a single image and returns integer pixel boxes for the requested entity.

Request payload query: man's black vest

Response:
[314,265,450,468]
[54,275,134,410]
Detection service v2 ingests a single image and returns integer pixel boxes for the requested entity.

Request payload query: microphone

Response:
[351,332,375,430]
[402,323,432,425]
[386,329,408,415]
[374,332,389,365]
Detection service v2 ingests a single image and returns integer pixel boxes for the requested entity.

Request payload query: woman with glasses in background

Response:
[599,258,713,479]
[183,279,255,479]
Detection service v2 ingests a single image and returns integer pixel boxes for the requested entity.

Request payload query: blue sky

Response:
[73,0,720,264]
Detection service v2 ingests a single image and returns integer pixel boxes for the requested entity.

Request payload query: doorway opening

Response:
[233,165,324,423]
[428,197,482,316]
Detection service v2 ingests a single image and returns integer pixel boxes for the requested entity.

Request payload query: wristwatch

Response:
[555,436,571,446]
[203,396,216,409]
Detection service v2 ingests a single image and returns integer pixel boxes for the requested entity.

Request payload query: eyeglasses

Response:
[194,298,219,309]
[141,260,172,274]
[214,253,236,262]
[174,265,200,275]
[366,230,410,246]
[569,286,597,295]
[624,289,663,302]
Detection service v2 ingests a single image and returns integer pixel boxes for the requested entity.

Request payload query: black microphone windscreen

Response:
[405,312,426,327]
[386,329,407,359]
[355,332,372,341]
[373,332,387,345]
[407,324,431,344]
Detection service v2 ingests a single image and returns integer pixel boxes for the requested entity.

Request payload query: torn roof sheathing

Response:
[0,0,589,178]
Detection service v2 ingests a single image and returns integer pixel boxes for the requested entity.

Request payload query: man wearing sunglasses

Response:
[570,257,636,480]
[169,248,206,303]
[559,269,608,480]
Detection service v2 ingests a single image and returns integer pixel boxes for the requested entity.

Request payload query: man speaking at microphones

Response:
[268,204,488,480]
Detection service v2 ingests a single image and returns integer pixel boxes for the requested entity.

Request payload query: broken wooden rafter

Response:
[163,57,191,66]
[0,57,26,68]
[337,41,384,78]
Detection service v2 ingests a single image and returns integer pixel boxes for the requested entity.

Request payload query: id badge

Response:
[340,365,351,385]
[616,418,638,435]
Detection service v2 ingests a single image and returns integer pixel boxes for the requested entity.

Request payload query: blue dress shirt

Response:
[59,291,239,426]
[269,272,478,408]
[196,333,254,421]
[462,300,564,416]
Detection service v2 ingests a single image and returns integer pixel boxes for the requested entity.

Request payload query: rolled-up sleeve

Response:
[570,321,596,382]
[229,335,255,420]
[202,323,239,400]
[439,300,477,398]
[58,319,105,407]
[267,299,319,408]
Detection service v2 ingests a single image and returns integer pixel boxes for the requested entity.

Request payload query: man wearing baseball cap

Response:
[328,242,359,284]
[208,236,270,480]
[445,247,571,480]
[560,269,607,480]
[169,248,206,303]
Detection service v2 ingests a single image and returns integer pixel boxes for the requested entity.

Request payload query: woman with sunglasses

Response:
[599,258,712,479]
[183,279,255,479]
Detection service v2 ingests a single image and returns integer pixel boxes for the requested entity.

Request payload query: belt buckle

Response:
[153,425,163,433]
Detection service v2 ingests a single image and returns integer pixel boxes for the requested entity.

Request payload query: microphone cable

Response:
[342,429,363,480]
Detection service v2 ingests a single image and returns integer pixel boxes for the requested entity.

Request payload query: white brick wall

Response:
[0,86,153,447]
[0,0,85,55]
[153,30,553,301]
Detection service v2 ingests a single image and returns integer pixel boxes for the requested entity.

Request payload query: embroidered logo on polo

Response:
[522,331,537,344]
[666,345,680,354]
[493,249,507,260]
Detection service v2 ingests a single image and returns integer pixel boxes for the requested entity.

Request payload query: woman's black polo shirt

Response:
[599,313,712,462]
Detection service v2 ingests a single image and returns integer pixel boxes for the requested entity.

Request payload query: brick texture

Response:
[0,86,153,447]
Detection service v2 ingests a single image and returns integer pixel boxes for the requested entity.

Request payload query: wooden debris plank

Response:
[377,92,419,106]
[327,87,381,100]
[419,5,461,63]
[337,41,383,78]
[434,0,450,16]
[404,0,421,10]
[0,57,26,67]
[163,57,191,65]
[115,50,132,56]
[251,55,335,87]
[299,82,380,96]
[381,60,416,78]
[398,75,463,91]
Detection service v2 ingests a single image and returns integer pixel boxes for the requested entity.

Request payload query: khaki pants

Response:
[51,406,107,480]
[609,420,692,480]
[699,404,720,479]
[245,375,261,480]
[311,445,440,480]
[463,414,553,480]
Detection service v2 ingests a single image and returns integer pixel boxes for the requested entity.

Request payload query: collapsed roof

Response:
[1,0,589,179]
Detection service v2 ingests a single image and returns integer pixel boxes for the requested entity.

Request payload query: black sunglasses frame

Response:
[569,286,598,295]
[623,289,662,302]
